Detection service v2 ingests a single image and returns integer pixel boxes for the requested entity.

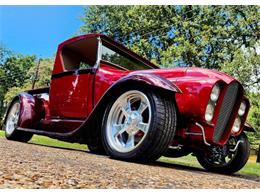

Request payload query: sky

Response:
[0,5,85,58]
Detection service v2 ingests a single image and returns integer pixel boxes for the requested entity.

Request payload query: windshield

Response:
[101,41,154,70]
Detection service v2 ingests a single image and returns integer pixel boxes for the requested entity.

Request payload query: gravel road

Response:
[0,137,259,189]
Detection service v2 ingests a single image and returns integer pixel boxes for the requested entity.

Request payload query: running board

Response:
[16,127,74,139]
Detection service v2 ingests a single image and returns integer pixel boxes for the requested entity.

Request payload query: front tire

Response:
[102,88,177,162]
[3,100,33,142]
[196,133,250,174]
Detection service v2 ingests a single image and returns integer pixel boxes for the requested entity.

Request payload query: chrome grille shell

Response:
[213,82,239,143]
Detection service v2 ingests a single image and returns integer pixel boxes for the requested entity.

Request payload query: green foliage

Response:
[246,93,260,149]
[0,48,53,122]
[80,5,259,69]
[2,58,53,106]
[221,47,259,93]
[0,55,36,90]
[26,58,53,88]
[3,84,32,105]
[0,44,11,65]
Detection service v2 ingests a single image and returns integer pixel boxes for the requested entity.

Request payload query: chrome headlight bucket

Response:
[238,101,246,116]
[210,84,221,102]
[232,117,241,133]
[205,83,221,122]
[205,103,215,122]
[232,100,247,134]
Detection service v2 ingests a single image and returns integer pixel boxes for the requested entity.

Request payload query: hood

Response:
[135,67,236,85]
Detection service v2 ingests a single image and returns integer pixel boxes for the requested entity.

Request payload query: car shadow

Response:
[27,142,260,182]
[148,160,260,182]
[27,142,87,153]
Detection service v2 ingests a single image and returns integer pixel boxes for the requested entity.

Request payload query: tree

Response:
[26,58,53,89]
[0,44,11,65]
[221,46,259,93]
[3,58,54,106]
[246,93,260,150]
[0,68,5,115]
[0,53,37,119]
[80,5,259,68]
[0,55,36,90]
[0,45,12,116]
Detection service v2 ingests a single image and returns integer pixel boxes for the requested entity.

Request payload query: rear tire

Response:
[196,133,250,174]
[102,87,177,162]
[3,100,33,142]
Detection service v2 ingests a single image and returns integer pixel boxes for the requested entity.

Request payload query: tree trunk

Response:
[257,144,260,163]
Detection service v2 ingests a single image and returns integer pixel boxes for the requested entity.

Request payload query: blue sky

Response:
[0,5,85,58]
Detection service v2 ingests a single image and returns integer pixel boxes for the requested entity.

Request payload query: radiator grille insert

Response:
[213,82,239,143]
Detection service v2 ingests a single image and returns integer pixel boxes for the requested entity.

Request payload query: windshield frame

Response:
[99,36,159,71]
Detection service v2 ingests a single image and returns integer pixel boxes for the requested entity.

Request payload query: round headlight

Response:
[210,84,221,102]
[232,117,241,133]
[238,101,246,116]
[205,103,215,122]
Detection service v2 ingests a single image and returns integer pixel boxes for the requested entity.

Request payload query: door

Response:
[50,69,95,119]
[49,36,99,119]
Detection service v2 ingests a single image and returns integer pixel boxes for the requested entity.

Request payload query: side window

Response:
[61,37,98,71]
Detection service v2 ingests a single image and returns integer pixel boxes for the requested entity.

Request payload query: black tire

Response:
[3,100,33,142]
[196,132,250,174]
[88,142,106,154]
[87,111,106,155]
[101,87,177,162]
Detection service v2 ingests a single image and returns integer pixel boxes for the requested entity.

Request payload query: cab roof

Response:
[58,33,159,69]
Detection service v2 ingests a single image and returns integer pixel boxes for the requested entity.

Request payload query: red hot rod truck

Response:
[2,34,256,174]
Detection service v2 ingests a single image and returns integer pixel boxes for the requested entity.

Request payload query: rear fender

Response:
[2,93,43,129]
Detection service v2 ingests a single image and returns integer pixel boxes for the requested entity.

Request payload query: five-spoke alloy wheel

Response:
[102,87,177,162]
[106,90,151,153]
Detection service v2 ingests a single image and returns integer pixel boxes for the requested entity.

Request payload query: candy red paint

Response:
[3,34,253,148]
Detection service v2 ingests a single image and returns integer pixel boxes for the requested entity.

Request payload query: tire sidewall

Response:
[4,100,21,139]
[101,86,160,160]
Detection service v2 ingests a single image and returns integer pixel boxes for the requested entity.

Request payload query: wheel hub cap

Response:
[126,111,143,135]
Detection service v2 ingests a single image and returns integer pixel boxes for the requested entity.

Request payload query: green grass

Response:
[0,130,87,150]
[159,155,260,177]
[1,130,259,177]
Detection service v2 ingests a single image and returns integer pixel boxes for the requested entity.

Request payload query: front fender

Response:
[115,72,182,93]
[243,122,257,133]
[76,72,182,144]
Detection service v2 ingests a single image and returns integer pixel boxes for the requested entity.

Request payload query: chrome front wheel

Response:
[102,87,177,162]
[106,90,152,153]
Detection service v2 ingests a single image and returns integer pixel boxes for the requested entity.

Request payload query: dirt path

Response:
[0,138,259,189]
